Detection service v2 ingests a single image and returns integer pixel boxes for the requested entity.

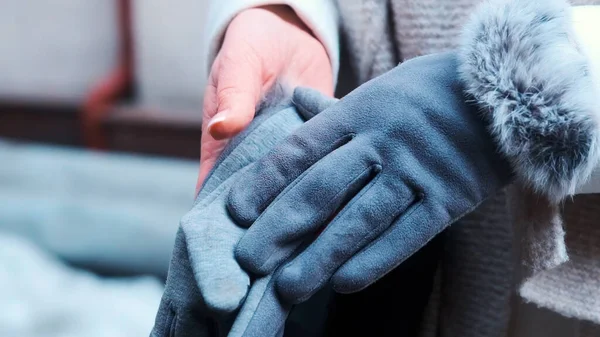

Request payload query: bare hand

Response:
[197,5,333,192]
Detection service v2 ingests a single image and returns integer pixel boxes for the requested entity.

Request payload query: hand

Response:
[152,88,336,337]
[197,5,333,192]
[226,52,513,304]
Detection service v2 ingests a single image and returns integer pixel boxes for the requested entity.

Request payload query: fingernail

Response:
[207,109,229,131]
[207,110,232,140]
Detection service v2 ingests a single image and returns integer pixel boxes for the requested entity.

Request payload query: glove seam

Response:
[290,171,384,302]
[336,187,496,293]
[288,169,418,303]
[168,301,177,337]
[292,94,320,120]
[249,132,362,274]
[237,131,354,230]
[181,172,248,313]
[333,196,425,293]
[258,161,380,275]
[242,261,297,336]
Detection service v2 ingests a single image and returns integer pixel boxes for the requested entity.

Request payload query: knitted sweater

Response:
[204,1,600,336]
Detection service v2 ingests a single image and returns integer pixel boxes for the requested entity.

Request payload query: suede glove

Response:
[151,87,336,337]
[227,51,514,304]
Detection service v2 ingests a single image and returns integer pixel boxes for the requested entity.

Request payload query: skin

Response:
[197,5,334,193]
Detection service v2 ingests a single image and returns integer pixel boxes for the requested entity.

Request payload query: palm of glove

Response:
[228,51,513,304]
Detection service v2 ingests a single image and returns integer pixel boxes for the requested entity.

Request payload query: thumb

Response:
[208,56,263,140]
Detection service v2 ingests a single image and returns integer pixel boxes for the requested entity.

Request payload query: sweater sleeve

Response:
[202,0,340,87]
[572,5,600,194]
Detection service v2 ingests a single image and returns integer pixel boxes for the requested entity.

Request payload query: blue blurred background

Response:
[0,1,212,335]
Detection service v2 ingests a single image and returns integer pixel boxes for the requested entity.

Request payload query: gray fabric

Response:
[185,102,305,313]
[151,91,334,337]
[336,1,397,84]
[507,186,568,279]
[151,227,217,337]
[518,194,600,325]
[508,300,600,337]
[227,52,513,305]
[132,0,211,110]
[430,190,515,337]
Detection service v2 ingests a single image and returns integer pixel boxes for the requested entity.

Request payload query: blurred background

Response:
[0,1,211,335]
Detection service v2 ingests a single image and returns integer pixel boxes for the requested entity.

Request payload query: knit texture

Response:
[438,191,515,337]
[418,191,515,337]
[390,0,476,60]
[520,194,600,324]
[337,1,397,83]
[508,187,568,278]
[337,0,479,83]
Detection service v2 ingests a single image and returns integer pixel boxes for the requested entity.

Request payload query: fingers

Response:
[185,220,249,314]
[275,179,416,304]
[208,50,264,140]
[332,202,441,294]
[181,179,250,314]
[197,3,334,190]
[292,87,338,120]
[235,146,380,275]
[197,133,228,194]
[197,49,264,191]
[236,239,313,337]
[197,79,220,193]
[234,274,291,337]
[226,116,354,227]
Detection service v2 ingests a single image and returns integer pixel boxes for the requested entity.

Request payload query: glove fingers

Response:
[232,241,314,337]
[198,104,307,201]
[234,146,380,276]
[182,180,250,314]
[292,87,338,120]
[226,114,353,228]
[332,203,441,294]
[186,221,249,314]
[234,275,291,337]
[275,178,416,304]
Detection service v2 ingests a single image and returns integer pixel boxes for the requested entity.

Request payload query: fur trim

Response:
[459,0,600,202]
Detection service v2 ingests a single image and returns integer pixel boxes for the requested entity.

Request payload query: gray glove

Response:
[151,87,335,337]
[227,51,514,305]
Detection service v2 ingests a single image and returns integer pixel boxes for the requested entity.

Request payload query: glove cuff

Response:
[459,0,600,203]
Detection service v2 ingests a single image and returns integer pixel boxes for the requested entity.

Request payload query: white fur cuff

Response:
[459,0,600,202]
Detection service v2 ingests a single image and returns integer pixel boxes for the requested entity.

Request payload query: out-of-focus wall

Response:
[132,0,211,110]
[0,1,118,101]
